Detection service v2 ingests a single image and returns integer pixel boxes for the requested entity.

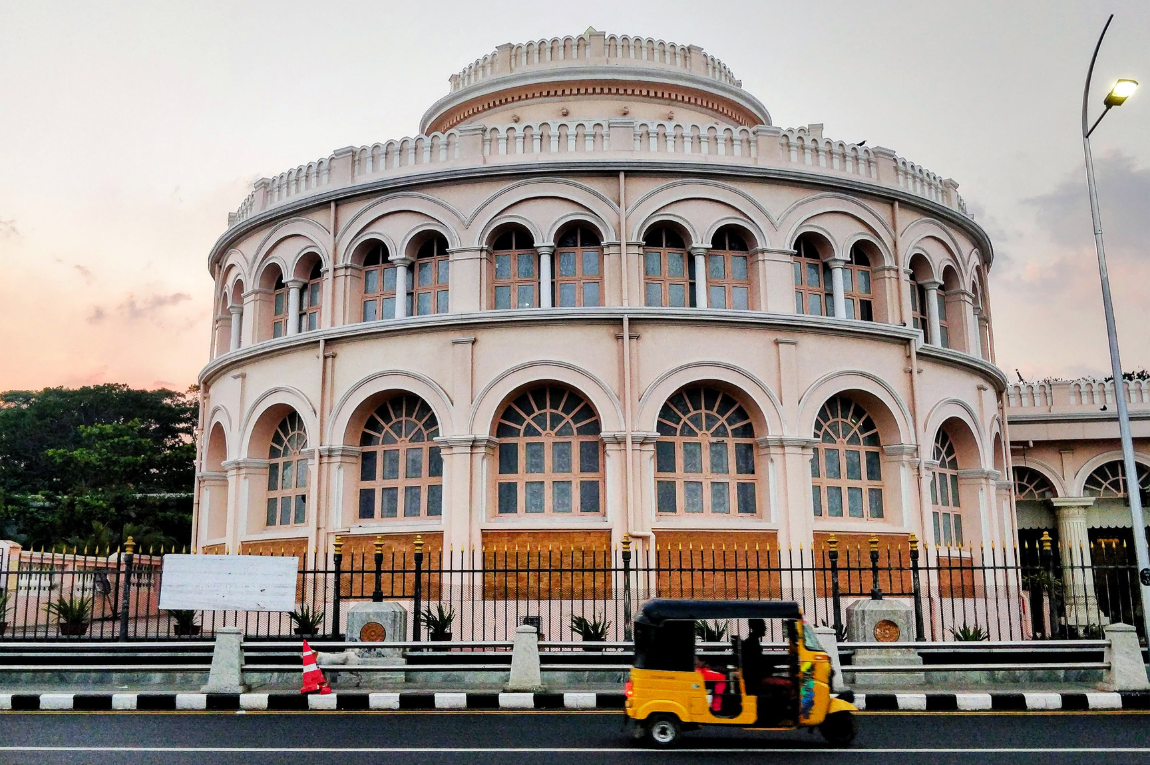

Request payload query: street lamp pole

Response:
[1080,14,1150,640]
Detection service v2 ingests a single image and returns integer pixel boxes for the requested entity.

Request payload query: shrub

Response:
[694,620,728,642]
[571,613,610,642]
[951,623,989,641]
[421,603,456,641]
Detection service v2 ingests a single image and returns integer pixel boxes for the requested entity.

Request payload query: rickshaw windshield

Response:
[802,621,823,651]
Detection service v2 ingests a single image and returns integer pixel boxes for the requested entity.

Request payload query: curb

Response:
[0,690,1146,712]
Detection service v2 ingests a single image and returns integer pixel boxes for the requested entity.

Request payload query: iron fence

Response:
[0,532,1142,645]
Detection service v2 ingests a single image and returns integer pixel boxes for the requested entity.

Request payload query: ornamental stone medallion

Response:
[359,621,386,642]
[873,619,900,642]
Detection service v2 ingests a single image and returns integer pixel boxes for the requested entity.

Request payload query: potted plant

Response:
[290,603,325,636]
[0,589,9,637]
[168,609,201,637]
[571,613,610,651]
[421,603,455,641]
[694,620,728,643]
[45,595,93,636]
[950,623,989,641]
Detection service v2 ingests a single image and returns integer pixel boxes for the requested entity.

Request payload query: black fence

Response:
[0,533,1142,644]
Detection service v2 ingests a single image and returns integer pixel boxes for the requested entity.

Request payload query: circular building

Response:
[195,29,1011,564]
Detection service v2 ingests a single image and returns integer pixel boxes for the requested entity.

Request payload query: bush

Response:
[571,613,610,642]
[289,603,325,635]
[950,623,989,641]
[421,603,456,641]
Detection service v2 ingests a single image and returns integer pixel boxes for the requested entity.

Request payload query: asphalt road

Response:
[1,710,1148,765]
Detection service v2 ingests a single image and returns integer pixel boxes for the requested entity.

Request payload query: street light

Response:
[1081,15,1150,641]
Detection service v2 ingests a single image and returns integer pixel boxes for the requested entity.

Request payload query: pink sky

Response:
[1,0,1147,392]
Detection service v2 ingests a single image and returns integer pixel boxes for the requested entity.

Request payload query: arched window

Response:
[643,226,693,308]
[412,235,450,316]
[272,275,288,338]
[793,236,829,316]
[811,396,883,520]
[494,386,602,515]
[554,227,602,307]
[491,229,537,310]
[843,244,874,321]
[708,228,752,310]
[909,275,928,340]
[655,387,758,515]
[362,243,396,322]
[266,413,308,527]
[1014,467,1056,500]
[931,430,962,546]
[937,287,950,348]
[358,395,442,520]
[299,262,322,332]
[1084,461,1150,500]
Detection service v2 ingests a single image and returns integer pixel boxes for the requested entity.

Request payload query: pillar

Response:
[392,258,411,318]
[538,245,554,308]
[1051,497,1102,627]
[228,305,243,351]
[827,257,847,319]
[921,279,942,347]
[690,246,708,308]
[285,279,304,336]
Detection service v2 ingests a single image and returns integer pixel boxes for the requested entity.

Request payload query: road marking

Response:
[2,747,1150,754]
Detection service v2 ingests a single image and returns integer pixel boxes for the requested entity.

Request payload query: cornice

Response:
[1006,410,1150,424]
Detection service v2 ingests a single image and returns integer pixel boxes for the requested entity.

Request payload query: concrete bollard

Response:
[506,624,541,691]
[201,627,247,693]
[814,626,846,692]
[1102,623,1150,691]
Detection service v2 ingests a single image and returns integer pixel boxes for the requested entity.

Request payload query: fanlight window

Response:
[299,262,322,332]
[793,236,829,316]
[708,228,752,310]
[1084,461,1150,500]
[413,235,450,316]
[266,413,308,527]
[491,229,537,310]
[643,227,693,308]
[931,430,962,547]
[811,397,883,520]
[655,387,758,515]
[554,227,602,307]
[358,395,442,520]
[1014,467,1056,501]
[494,387,602,516]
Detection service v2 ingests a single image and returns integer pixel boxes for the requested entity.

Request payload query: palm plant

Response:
[694,620,728,642]
[45,594,94,636]
[289,603,325,636]
[421,603,456,641]
[167,609,201,636]
[571,613,611,650]
[950,623,989,641]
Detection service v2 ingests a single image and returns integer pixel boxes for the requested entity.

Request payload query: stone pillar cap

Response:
[516,624,538,634]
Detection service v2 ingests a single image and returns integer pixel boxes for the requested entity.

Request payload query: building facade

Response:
[192,29,1010,563]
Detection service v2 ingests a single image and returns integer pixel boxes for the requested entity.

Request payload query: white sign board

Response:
[159,555,299,612]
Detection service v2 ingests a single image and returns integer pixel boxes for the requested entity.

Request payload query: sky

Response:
[0,0,1147,391]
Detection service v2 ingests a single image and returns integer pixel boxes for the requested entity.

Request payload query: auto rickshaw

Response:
[623,599,858,748]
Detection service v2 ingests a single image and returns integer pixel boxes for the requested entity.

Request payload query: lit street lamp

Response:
[1080,15,1150,640]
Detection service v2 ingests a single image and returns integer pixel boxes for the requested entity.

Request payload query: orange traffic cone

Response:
[300,639,332,695]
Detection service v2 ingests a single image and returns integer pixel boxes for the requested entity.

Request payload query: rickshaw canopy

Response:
[636,599,803,627]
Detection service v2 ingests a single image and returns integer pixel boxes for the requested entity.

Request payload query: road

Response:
[0,710,1148,764]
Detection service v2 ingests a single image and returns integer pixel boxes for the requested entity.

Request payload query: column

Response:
[228,305,243,351]
[392,257,411,318]
[537,245,554,308]
[921,279,942,347]
[285,279,304,336]
[752,248,795,313]
[1051,497,1101,627]
[827,257,847,319]
[690,246,709,308]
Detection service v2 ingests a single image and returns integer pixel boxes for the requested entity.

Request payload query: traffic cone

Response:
[300,639,332,695]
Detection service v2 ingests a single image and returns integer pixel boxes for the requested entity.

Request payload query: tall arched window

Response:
[358,395,442,520]
[843,244,874,321]
[643,226,693,308]
[909,275,928,340]
[708,228,752,310]
[266,413,308,527]
[299,262,322,332]
[811,396,883,520]
[1014,466,1056,500]
[654,387,758,515]
[362,243,395,322]
[494,386,602,515]
[554,227,602,307]
[1084,461,1150,501]
[413,235,450,316]
[793,236,828,316]
[491,229,537,310]
[931,430,962,546]
[937,287,950,348]
[272,275,288,337]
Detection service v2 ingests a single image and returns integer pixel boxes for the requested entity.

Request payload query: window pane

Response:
[517,284,534,308]
[645,282,662,307]
[382,296,396,319]
[954,515,963,546]
[644,251,661,276]
[683,442,702,473]
[417,292,432,315]
[810,450,821,478]
[868,488,884,519]
[943,514,952,546]
[668,283,686,307]
[383,450,400,480]
[684,481,704,512]
[582,251,600,276]
[272,321,283,338]
[293,494,306,524]
[579,480,600,512]
[360,452,376,482]
[824,449,840,479]
[381,487,398,517]
[266,498,277,526]
[847,487,864,518]
[428,447,442,477]
[656,441,676,473]
[525,481,545,513]
[711,482,730,513]
[427,485,442,517]
[558,283,576,307]
[950,475,961,507]
[806,262,821,287]
[281,461,293,490]
[517,252,535,278]
[808,293,822,315]
[657,480,677,513]
[732,256,748,280]
[495,254,512,279]
[845,450,862,481]
[307,312,318,331]
[735,443,755,475]
[795,292,805,313]
[709,286,726,309]
[793,261,803,286]
[497,482,517,514]
[404,486,421,517]
[280,496,292,525]
[842,268,853,293]
[295,458,308,488]
[437,259,449,284]
[708,255,725,279]
[417,261,432,286]
[844,299,855,320]
[406,448,423,479]
[552,441,571,473]
[582,282,600,307]
[933,511,941,545]
[553,481,572,513]
[667,252,685,278]
[938,472,950,505]
[858,269,871,294]
[709,442,729,473]
[436,289,449,314]
[383,267,396,292]
[274,291,284,315]
[268,463,279,491]
[865,451,881,481]
[495,286,511,310]
[811,487,822,516]
[737,482,757,514]
[365,270,379,294]
[732,287,749,310]
[525,442,545,473]
[363,300,378,322]
[579,441,599,473]
[358,488,375,519]
[827,486,844,517]
[498,443,518,474]
[558,251,576,277]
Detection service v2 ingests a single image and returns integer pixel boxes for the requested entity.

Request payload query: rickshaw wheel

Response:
[645,714,682,748]
[819,711,858,747]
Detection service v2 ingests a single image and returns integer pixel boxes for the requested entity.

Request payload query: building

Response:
[192,29,1010,564]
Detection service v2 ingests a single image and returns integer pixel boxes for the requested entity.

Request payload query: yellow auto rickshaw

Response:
[623,599,858,748]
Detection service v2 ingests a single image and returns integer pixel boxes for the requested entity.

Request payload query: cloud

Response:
[73,264,95,284]
[87,306,106,323]
[0,217,20,240]
[85,291,192,325]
